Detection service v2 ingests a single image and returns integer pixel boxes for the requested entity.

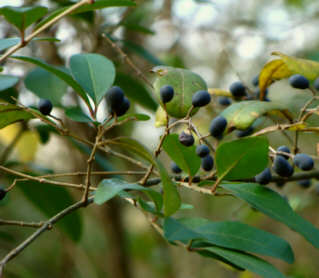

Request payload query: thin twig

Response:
[0,219,44,228]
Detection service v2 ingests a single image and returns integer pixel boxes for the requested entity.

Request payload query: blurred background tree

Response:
[1,0,319,277]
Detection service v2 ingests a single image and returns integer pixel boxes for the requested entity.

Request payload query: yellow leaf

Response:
[208,88,232,97]
[16,131,39,162]
[259,59,291,100]
[0,123,21,143]
[155,106,167,127]
[273,51,319,80]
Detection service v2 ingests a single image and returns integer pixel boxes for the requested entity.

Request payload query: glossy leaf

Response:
[115,72,157,111]
[0,6,48,31]
[220,101,290,131]
[164,217,294,263]
[0,103,33,129]
[25,67,68,105]
[157,161,181,216]
[18,180,82,242]
[216,137,269,180]
[152,66,207,118]
[69,53,115,104]
[0,74,19,91]
[12,56,91,107]
[107,137,156,165]
[201,247,286,278]
[65,107,92,123]
[94,178,162,211]
[163,134,200,177]
[221,182,319,249]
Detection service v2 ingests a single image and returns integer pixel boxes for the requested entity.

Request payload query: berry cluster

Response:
[106,86,130,116]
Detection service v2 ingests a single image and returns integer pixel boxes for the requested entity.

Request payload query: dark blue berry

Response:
[0,187,6,201]
[255,168,272,185]
[273,156,294,177]
[277,146,290,160]
[106,86,125,111]
[160,85,174,103]
[114,97,130,116]
[192,90,211,107]
[229,81,246,98]
[38,99,53,115]
[196,144,210,157]
[218,97,231,106]
[236,126,254,138]
[179,131,194,147]
[201,155,214,171]
[171,162,182,174]
[293,153,314,171]
[252,75,259,87]
[298,179,312,189]
[209,116,227,138]
[289,74,309,89]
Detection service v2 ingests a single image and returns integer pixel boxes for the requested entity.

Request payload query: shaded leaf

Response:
[25,67,68,105]
[0,5,48,31]
[164,217,294,264]
[18,180,82,242]
[0,103,33,129]
[0,74,19,91]
[221,182,319,250]
[220,101,291,132]
[12,56,91,107]
[157,161,181,216]
[115,72,157,111]
[163,133,200,177]
[70,53,115,104]
[201,246,286,278]
[65,107,93,123]
[216,137,269,180]
[0,37,60,52]
[117,113,150,122]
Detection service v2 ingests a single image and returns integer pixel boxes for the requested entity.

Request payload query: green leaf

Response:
[162,134,200,177]
[0,103,33,129]
[12,56,91,108]
[69,53,115,104]
[121,23,155,35]
[164,217,294,264]
[0,6,48,31]
[220,100,291,131]
[216,137,269,180]
[157,161,181,216]
[0,74,19,91]
[107,137,156,165]
[64,107,93,123]
[94,178,162,211]
[201,246,286,278]
[221,182,319,250]
[114,72,157,111]
[0,37,60,52]
[25,67,68,105]
[118,113,150,122]
[17,180,82,242]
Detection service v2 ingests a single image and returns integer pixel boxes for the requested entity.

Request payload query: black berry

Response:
[255,168,272,185]
[106,86,125,111]
[114,97,130,116]
[160,85,174,103]
[196,144,210,157]
[171,162,182,174]
[192,90,211,107]
[38,99,53,115]
[201,155,214,171]
[229,81,246,98]
[236,126,254,138]
[298,179,312,189]
[252,75,259,87]
[289,74,309,89]
[277,146,290,160]
[273,156,294,177]
[0,187,6,201]
[178,131,194,147]
[209,116,227,138]
[218,97,231,106]
[293,153,314,171]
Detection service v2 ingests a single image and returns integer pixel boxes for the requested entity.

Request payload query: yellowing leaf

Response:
[16,131,39,162]
[259,59,291,100]
[155,106,167,127]
[208,88,232,97]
